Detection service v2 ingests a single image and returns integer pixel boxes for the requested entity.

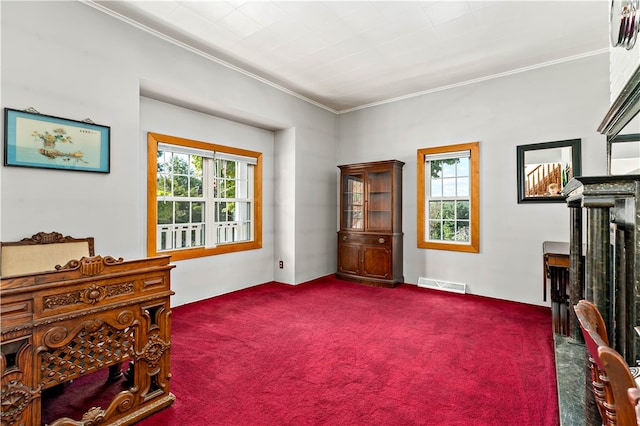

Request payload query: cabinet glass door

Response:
[367,170,392,231]
[342,174,364,230]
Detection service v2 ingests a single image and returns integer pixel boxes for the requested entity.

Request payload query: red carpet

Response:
[45,276,559,425]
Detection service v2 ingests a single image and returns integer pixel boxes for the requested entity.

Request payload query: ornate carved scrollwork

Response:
[56,255,124,275]
[0,380,36,425]
[43,281,133,310]
[81,284,106,305]
[40,320,135,388]
[139,334,171,369]
[42,326,70,347]
[21,231,65,244]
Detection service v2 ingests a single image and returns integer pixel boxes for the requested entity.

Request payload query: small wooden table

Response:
[543,242,571,335]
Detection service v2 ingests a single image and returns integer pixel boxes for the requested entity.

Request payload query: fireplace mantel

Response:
[599,63,640,137]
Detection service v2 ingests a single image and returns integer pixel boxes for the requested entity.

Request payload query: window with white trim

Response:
[148,133,262,261]
[417,142,479,253]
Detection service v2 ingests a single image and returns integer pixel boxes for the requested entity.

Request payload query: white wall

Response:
[0,1,613,308]
[337,54,610,306]
[274,127,296,284]
[1,1,338,305]
[140,97,276,305]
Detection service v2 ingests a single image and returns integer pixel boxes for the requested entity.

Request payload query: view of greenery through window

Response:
[156,147,251,252]
[157,151,204,230]
[147,132,262,260]
[427,157,470,242]
[417,142,479,253]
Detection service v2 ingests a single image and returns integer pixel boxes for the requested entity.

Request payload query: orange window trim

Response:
[147,132,262,261]
[417,141,479,253]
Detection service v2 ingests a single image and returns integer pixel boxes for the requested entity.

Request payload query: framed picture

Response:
[4,108,110,173]
[516,138,581,203]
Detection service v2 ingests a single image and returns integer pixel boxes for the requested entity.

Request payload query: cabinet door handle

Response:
[378,238,385,243]
[343,235,348,241]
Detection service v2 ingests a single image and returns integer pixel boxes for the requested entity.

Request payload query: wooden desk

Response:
[544,242,571,335]
[1,255,175,426]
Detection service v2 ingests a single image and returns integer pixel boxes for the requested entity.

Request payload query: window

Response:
[417,142,479,253]
[147,133,262,261]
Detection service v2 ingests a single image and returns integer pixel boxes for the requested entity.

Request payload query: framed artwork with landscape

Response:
[4,108,110,173]
[516,138,581,203]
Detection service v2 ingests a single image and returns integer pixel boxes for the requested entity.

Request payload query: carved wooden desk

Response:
[1,255,175,426]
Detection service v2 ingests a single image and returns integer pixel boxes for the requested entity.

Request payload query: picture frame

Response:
[516,138,581,203]
[4,108,110,173]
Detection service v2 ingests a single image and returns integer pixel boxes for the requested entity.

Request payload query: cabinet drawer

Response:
[1,298,33,328]
[339,232,391,247]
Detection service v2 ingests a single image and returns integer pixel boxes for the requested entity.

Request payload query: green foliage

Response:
[215,160,238,220]
[156,151,249,227]
[156,150,205,225]
[428,200,470,242]
[430,158,460,178]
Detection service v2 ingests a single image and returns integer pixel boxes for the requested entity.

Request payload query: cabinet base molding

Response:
[335,273,403,288]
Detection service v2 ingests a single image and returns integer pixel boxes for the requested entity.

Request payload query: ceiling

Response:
[90,1,611,113]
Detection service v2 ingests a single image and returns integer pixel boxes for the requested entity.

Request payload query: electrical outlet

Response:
[279,260,284,269]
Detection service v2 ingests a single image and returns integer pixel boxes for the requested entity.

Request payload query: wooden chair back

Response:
[575,299,609,346]
[575,300,610,423]
[0,231,94,277]
[626,387,640,425]
[575,299,639,425]
[598,345,638,426]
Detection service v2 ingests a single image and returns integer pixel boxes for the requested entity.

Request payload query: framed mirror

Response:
[608,133,640,175]
[516,139,581,203]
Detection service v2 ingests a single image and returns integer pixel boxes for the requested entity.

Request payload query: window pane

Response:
[457,157,469,177]
[173,153,189,173]
[242,222,252,241]
[442,178,456,197]
[442,161,456,177]
[235,202,251,220]
[174,175,188,197]
[192,202,204,223]
[220,179,231,198]
[226,202,236,221]
[429,201,441,219]
[236,181,248,198]
[442,221,456,241]
[429,220,441,240]
[216,202,233,222]
[157,175,172,196]
[157,201,173,225]
[456,201,470,220]
[226,180,236,198]
[456,177,469,197]
[430,178,442,197]
[430,160,443,179]
[456,221,470,242]
[190,156,203,177]
[175,201,190,223]
[190,176,203,197]
[191,226,205,247]
[217,159,235,179]
[157,151,170,173]
[442,201,455,219]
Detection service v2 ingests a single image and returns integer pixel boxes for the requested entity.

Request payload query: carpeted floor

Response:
[44,276,559,425]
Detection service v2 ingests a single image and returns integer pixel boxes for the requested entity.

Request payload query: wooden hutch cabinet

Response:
[337,160,404,287]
